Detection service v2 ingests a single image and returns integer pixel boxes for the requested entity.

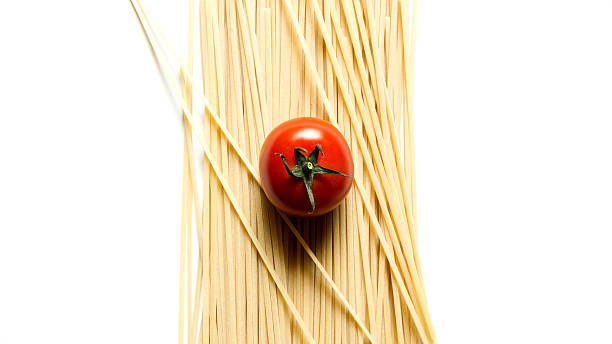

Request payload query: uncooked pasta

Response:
[130,0,435,342]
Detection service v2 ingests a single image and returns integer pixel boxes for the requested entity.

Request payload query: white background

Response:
[1,0,611,343]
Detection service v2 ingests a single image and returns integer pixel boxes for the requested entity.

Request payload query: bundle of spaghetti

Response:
[130,0,434,342]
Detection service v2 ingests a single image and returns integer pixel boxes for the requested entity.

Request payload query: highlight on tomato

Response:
[259,117,354,217]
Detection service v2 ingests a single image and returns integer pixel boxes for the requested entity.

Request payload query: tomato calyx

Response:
[274,144,350,214]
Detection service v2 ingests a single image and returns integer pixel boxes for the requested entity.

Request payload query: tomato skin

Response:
[259,117,354,217]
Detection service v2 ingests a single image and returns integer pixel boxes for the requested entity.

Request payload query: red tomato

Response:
[259,117,354,217]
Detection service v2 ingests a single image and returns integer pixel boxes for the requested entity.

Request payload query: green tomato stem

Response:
[275,144,350,214]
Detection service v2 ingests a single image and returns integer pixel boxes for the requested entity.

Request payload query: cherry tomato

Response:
[259,117,354,217]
